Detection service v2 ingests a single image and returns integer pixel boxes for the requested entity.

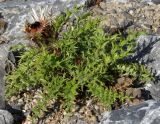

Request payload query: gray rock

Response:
[0,44,8,109]
[132,35,160,100]
[105,0,141,3]
[100,100,160,124]
[122,35,160,100]
[151,0,160,4]
[139,0,160,4]
[0,65,5,109]
[104,0,160,4]
[134,35,160,66]
[0,110,13,124]
[0,0,85,42]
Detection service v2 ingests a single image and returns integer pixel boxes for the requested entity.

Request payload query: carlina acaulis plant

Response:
[5,6,154,122]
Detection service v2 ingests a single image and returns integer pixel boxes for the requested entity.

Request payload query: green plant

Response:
[5,6,153,119]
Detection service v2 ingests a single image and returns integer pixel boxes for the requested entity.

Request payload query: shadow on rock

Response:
[128,36,160,65]
[6,104,26,124]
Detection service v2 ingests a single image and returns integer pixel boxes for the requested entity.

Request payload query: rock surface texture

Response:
[0,49,6,109]
[0,110,13,124]
[92,1,160,34]
[100,100,160,124]
[134,35,160,100]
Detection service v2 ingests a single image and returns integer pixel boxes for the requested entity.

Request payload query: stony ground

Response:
[91,1,160,34]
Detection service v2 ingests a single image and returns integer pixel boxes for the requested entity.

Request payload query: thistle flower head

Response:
[24,6,53,38]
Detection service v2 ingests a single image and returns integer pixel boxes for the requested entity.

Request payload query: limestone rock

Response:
[100,100,160,124]
[0,44,8,109]
[152,0,160,4]
[0,65,5,109]
[0,110,13,124]
[132,35,160,100]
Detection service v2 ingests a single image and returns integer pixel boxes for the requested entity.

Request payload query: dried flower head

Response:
[24,6,54,44]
